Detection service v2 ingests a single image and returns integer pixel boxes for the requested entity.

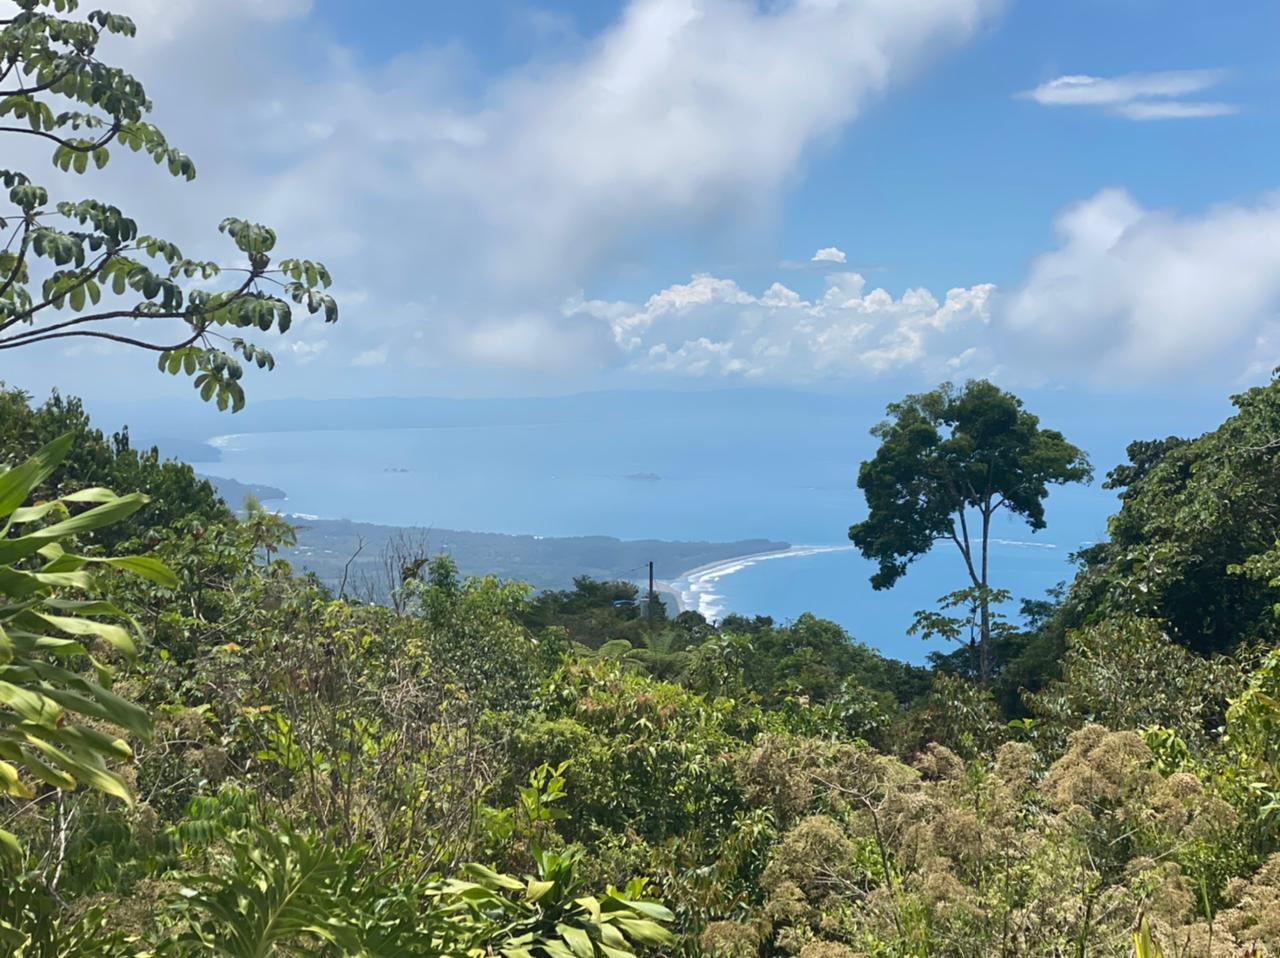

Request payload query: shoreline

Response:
[669,544,857,622]
[652,579,688,613]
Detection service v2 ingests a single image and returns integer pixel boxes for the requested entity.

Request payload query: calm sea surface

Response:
[202,395,1118,663]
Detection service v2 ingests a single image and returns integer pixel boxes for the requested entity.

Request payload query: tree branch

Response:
[954,508,981,587]
[0,221,32,304]
[0,121,120,153]
[0,325,205,352]
[0,273,256,347]
[0,63,79,98]
[0,245,117,333]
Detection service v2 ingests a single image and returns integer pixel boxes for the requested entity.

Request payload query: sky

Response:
[7,0,1280,407]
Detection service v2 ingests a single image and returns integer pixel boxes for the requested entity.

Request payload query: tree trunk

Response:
[979,592,992,683]
[979,506,993,683]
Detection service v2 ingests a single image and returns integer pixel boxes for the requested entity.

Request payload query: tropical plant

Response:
[1132,916,1167,958]
[0,877,130,957]
[170,817,673,958]
[171,822,367,957]
[0,431,175,856]
[0,0,337,409]
[0,384,232,547]
[433,846,674,958]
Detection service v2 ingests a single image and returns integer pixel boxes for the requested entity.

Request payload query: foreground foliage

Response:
[0,378,1278,956]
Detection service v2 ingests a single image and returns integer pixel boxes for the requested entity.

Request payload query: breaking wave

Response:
[672,545,856,622]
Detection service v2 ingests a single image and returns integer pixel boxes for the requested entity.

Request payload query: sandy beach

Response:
[663,544,857,621]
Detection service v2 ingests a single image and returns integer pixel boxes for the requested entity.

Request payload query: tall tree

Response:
[0,0,337,410]
[848,380,1091,681]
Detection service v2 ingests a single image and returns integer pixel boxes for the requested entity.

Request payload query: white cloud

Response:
[107,0,314,46]
[582,271,996,381]
[351,346,389,368]
[1022,70,1239,121]
[572,188,1280,387]
[12,0,1004,394]
[288,340,329,364]
[1001,189,1280,379]
[42,2,1279,395]
[428,0,1005,294]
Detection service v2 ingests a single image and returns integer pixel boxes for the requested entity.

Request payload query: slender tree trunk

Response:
[979,505,993,683]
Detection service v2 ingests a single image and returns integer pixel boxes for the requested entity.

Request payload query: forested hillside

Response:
[2,378,1279,956]
[2,3,1278,956]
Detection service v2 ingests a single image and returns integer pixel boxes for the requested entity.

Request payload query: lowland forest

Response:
[1,4,1279,958]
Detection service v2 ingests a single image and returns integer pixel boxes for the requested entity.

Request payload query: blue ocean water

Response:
[195,389,1134,663]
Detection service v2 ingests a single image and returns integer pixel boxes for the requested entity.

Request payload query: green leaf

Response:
[527,879,556,902]
[89,555,179,588]
[31,612,137,658]
[0,681,62,726]
[0,433,73,521]
[0,829,22,863]
[0,492,150,563]
[558,925,597,958]
[463,863,527,891]
[612,919,672,946]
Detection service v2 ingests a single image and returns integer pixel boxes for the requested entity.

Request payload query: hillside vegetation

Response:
[1,378,1279,956]
[1,2,1278,954]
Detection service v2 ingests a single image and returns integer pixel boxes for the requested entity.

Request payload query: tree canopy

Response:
[0,383,230,546]
[849,380,1091,679]
[0,0,337,410]
[1062,374,1280,654]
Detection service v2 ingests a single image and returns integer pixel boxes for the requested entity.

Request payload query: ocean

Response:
[191,389,1136,664]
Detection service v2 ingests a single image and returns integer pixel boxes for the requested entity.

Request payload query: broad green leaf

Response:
[0,761,32,800]
[0,829,21,863]
[612,918,672,946]
[90,555,179,588]
[0,680,61,726]
[527,879,556,902]
[31,612,137,657]
[464,863,527,891]
[0,433,73,521]
[557,924,596,958]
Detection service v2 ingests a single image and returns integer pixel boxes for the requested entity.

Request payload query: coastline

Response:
[670,544,857,622]
[652,579,688,613]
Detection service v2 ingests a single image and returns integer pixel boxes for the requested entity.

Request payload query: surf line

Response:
[670,544,856,622]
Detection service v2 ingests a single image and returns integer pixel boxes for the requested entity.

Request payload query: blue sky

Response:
[8,0,1280,405]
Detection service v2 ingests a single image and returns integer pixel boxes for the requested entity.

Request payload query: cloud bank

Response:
[577,272,996,381]
[17,2,1278,397]
[558,189,1280,387]
[57,0,997,386]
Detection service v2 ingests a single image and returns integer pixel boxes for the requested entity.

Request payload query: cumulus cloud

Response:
[288,340,329,365]
[32,2,1277,395]
[1001,189,1280,378]
[5,0,1003,395]
[568,187,1280,387]
[1022,70,1239,120]
[579,272,996,381]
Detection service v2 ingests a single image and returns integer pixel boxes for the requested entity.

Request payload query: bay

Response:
[198,389,1124,663]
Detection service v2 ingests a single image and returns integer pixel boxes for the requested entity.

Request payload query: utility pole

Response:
[648,560,656,631]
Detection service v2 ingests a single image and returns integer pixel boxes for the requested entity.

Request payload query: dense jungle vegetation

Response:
[2,375,1280,957]
[2,2,1279,956]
